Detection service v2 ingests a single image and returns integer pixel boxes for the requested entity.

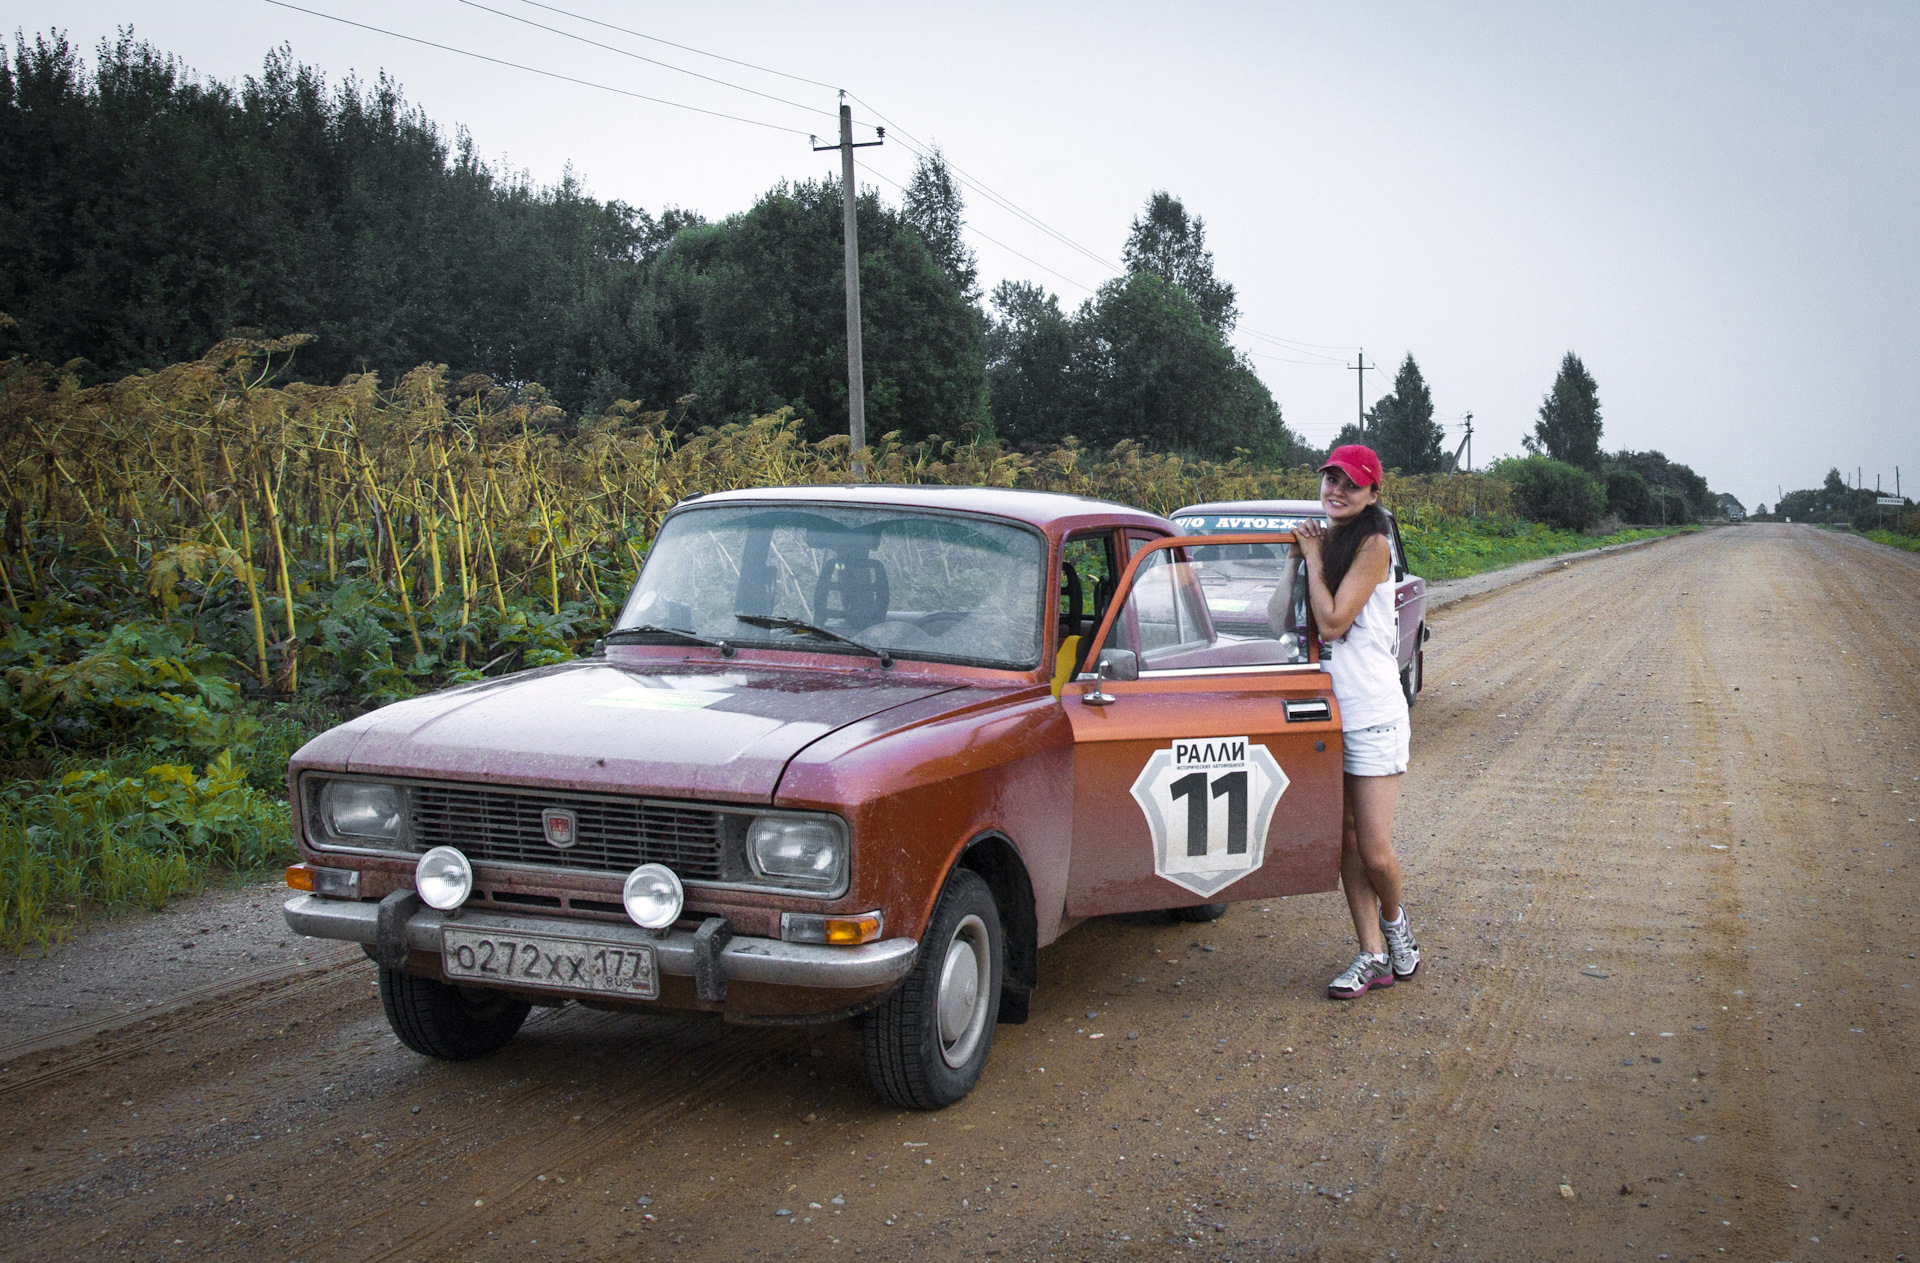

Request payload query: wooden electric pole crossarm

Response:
[812,96,884,479]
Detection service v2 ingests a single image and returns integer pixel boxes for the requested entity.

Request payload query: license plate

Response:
[442,926,659,999]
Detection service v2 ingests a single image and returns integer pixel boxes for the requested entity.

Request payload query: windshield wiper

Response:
[605,624,734,654]
[731,613,892,668]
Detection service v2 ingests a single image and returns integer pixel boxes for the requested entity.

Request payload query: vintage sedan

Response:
[1170,498,1430,704]
[283,486,1347,1107]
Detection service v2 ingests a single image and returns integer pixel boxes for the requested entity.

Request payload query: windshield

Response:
[618,504,1047,669]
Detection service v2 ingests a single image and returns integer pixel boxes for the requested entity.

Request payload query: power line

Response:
[516,0,840,92]
[847,93,1123,276]
[859,159,1102,294]
[1242,348,1354,368]
[506,4,1358,358]
[257,0,813,136]
[455,0,838,121]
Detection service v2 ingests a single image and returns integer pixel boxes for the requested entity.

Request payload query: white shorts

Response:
[1343,717,1410,777]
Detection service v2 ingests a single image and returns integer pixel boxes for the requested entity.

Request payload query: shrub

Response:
[1,750,292,950]
[1491,456,1606,531]
[1604,470,1651,523]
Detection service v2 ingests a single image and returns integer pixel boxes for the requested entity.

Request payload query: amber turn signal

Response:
[824,913,884,945]
[781,910,884,945]
[285,863,360,899]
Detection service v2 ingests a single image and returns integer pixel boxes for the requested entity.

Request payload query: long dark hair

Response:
[1321,502,1389,595]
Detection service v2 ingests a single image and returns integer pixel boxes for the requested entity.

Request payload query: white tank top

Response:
[1324,576,1408,732]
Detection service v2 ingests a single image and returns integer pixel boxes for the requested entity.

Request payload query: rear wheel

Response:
[1171,902,1228,923]
[380,967,530,1060]
[1401,639,1424,707]
[863,868,1003,1109]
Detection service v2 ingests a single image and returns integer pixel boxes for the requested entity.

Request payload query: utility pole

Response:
[813,96,883,478]
[1450,414,1475,473]
[1348,350,1371,437]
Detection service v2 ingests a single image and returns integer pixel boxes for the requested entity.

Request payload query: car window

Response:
[1104,546,1310,672]
[621,505,1046,669]
[1059,533,1117,642]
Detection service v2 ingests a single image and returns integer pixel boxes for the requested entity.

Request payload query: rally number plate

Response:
[442,926,659,1000]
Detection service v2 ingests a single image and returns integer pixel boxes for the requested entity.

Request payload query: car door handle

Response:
[1284,698,1331,723]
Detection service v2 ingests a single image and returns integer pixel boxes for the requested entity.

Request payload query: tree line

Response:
[0,31,1299,462]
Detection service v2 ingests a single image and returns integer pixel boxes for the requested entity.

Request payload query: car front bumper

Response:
[283,893,919,992]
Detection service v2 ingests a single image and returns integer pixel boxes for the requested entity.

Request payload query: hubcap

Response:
[936,913,990,1068]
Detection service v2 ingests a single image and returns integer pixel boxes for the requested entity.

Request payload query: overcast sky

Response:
[13,1,1917,510]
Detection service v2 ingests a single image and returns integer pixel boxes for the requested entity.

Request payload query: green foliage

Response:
[1367,354,1447,474]
[1604,469,1652,522]
[1402,517,1685,582]
[987,270,1296,462]
[1758,468,1904,528]
[1605,449,1714,522]
[1524,352,1604,473]
[1122,192,1237,331]
[1,750,292,950]
[1,616,256,759]
[1490,455,1607,531]
[903,147,978,300]
[637,177,988,444]
[1864,530,1920,554]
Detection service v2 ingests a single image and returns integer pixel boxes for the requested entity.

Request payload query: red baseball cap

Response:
[1319,444,1384,489]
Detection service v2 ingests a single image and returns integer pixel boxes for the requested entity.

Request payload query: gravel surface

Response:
[3,523,1914,1262]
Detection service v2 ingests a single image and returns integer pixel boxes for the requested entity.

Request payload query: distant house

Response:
[1716,493,1746,521]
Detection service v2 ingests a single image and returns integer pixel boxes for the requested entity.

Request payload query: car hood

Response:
[309,659,965,802]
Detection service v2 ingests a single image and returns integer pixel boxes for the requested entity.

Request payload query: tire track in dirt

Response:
[0,945,362,1097]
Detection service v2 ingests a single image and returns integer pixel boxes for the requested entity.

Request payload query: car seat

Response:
[813,552,890,631]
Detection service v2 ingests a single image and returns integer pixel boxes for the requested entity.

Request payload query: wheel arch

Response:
[956,830,1037,1021]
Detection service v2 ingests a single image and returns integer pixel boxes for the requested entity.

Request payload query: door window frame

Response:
[1075,533,1322,678]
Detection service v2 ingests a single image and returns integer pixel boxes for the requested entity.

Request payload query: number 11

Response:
[1169,770,1248,856]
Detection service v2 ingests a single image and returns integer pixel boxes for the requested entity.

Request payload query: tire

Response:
[379,966,531,1061]
[862,868,1003,1109]
[1401,639,1424,707]
[1171,902,1228,923]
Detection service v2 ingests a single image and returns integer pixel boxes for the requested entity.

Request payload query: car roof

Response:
[679,484,1172,533]
[1172,499,1327,517]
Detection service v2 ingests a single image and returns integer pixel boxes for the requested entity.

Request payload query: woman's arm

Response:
[1293,528,1391,640]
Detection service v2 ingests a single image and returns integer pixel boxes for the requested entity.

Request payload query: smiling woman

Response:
[618,503,1047,669]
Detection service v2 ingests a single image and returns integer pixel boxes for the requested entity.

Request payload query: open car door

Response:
[1060,534,1344,917]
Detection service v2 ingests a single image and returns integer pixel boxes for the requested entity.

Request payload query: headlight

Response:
[321,780,404,840]
[623,863,684,930]
[415,846,473,910]
[748,818,847,889]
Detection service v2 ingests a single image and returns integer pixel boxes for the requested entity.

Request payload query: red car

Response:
[284,486,1349,1107]
[1170,499,1430,705]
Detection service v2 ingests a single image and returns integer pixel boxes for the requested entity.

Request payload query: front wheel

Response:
[380,967,531,1060]
[1401,639,1424,707]
[863,868,1003,1109]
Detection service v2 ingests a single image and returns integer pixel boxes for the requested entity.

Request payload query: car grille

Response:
[409,784,725,880]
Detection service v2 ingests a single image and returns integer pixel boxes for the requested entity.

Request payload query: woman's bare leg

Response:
[1341,771,1403,954]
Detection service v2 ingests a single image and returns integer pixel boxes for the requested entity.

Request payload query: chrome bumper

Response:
[283,894,918,991]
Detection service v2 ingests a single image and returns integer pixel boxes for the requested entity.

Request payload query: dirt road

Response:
[4,524,1916,1262]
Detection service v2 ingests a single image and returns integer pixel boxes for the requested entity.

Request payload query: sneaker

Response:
[1327,952,1394,1000]
[1380,907,1421,979]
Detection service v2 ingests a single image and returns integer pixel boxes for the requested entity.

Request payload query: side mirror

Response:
[1081,648,1136,706]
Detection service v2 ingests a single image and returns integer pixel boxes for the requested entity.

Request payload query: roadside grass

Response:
[1864,530,1920,554]
[0,749,293,953]
[1402,516,1692,581]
